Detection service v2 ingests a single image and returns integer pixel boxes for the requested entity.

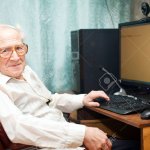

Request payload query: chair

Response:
[0,122,35,150]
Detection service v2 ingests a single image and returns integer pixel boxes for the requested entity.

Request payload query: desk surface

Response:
[87,107,150,128]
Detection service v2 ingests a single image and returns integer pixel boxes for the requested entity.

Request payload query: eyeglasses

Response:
[0,43,28,58]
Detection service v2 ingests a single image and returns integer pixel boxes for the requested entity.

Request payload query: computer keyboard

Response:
[96,94,150,114]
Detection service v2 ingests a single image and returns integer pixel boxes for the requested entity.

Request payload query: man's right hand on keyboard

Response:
[83,90,110,107]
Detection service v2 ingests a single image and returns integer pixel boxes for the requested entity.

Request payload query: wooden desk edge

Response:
[87,107,150,128]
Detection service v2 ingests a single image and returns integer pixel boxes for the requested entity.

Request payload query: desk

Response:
[87,107,150,150]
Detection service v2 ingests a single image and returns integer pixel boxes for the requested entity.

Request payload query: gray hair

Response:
[0,24,24,41]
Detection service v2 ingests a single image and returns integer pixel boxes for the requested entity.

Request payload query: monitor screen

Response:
[119,21,150,89]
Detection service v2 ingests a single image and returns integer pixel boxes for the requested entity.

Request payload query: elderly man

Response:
[0,24,112,150]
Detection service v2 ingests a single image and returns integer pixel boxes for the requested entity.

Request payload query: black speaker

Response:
[71,29,119,94]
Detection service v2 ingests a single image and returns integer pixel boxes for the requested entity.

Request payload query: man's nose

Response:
[10,50,20,61]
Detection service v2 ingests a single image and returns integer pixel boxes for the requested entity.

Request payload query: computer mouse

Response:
[140,109,150,120]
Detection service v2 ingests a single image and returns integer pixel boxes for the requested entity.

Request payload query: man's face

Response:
[0,27,26,79]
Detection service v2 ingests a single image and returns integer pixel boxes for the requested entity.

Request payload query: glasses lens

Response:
[0,47,12,58]
[15,44,27,55]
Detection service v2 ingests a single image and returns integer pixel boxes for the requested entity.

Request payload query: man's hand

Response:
[83,90,110,107]
[83,127,112,150]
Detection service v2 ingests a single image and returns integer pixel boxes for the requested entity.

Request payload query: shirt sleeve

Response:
[0,91,86,148]
[50,93,85,113]
[25,66,86,113]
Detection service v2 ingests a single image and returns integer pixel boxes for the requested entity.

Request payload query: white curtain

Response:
[0,0,132,92]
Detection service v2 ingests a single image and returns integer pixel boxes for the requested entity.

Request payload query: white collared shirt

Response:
[0,65,86,149]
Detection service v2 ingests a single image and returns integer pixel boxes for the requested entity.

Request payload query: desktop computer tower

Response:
[71,29,119,94]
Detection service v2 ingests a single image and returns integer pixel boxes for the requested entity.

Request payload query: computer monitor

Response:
[119,20,150,90]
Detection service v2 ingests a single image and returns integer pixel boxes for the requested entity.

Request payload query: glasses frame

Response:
[0,43,28,58]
